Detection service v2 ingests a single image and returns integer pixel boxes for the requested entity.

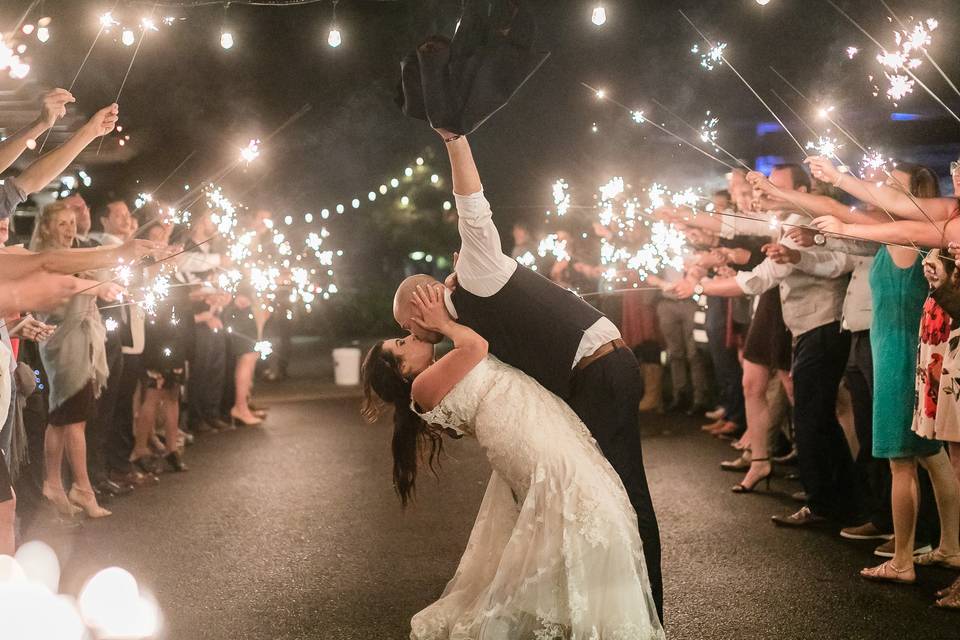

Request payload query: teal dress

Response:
[870,248,944,458]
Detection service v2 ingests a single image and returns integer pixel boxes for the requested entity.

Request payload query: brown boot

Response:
[638,363,664,413]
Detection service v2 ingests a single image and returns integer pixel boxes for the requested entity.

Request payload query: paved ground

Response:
[22,393,959,640]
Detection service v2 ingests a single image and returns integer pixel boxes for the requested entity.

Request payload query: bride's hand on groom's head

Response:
[410,284,450,334]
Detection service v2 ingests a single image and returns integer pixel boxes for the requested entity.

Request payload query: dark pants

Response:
[108,353,142,474]
[844,331,940,540]
[705,298,745,428]
[188,325,226,429]
[86,334,123,485]
[569,347,663,622]
[793,323,859,521]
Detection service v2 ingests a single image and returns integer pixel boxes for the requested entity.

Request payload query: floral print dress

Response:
[913,292,960,443]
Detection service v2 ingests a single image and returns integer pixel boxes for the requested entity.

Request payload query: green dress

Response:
[870,247,943,458]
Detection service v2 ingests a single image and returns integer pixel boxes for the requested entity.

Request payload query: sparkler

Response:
[846,46,859,59]
[537,234,570,262]
[878,1,960,102]
[581,83,737,170]
[823,0,959,123]
[240,139,261,163]
[690,42,726,71]
[679,10,807,155]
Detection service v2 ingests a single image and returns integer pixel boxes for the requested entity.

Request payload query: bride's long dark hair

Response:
[361,341,443,507]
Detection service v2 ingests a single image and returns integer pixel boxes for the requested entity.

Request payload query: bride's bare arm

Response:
[410,284,488,411]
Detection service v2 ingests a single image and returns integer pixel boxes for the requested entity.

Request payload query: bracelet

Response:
[444,134,462,144]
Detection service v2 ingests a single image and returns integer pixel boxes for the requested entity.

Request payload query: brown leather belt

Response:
[576,338,627,371]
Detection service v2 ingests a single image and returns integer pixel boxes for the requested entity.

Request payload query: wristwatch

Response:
[693,283,705,297]
[814,233,826,246]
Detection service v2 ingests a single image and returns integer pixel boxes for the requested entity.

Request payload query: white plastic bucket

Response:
[332,347,362,386]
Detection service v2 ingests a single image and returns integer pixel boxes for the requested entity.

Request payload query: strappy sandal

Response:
[915,549,960,569]
[935,589,960,610]
[936,576,960,599]
[860,560,916,585]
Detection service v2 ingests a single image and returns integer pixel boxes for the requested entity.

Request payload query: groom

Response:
[394,129,663,621]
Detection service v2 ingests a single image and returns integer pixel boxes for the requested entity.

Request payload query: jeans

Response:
[793,322,859,521]
[657,298,708,406]
[705,297,745,427]
[188,324,226,428]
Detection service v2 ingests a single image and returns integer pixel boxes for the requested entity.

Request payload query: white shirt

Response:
[89,231,125,247]
[447,191,621,369]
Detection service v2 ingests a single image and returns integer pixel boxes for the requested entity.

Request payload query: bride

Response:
[361,284,664,639]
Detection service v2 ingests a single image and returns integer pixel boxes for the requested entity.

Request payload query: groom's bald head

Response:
[393,274,444,341]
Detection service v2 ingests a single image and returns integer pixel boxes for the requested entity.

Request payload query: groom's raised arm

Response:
[439,133,517,296]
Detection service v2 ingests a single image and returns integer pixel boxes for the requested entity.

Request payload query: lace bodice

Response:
[411,357,497,437]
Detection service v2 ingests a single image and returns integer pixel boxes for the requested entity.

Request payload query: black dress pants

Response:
[568,347,663,622]
[87,333,123,485]
[793,323,859,521]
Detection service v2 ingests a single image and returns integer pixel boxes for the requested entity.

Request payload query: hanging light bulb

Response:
[328,0,342,48]
[756,0,771,4]
[591,5,607,26]
[220,30,234,49]
[121,29,135,46]
[36,26,50,43]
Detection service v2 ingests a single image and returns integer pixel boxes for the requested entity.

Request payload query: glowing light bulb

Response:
[36,26,50,43]
[328,28,341,48]
[756,0,770,5]
[591,6,607,26]
[220,31,234,49]
[121,29,135,46]
[351,198,360,209]
[22,24,35,35]
[304,213,314,223]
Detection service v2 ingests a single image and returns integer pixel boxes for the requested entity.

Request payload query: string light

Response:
[121,29,135,46]
[328,0,342,48]
[591,5,607,26]
[220,30,234,49]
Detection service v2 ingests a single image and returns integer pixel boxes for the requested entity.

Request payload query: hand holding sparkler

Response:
[94,281,125,303]
[811,215,848,237]
[805,156,843,186]
[668,278,697,300]
[922,250,948,289]
[948,243,960,262]
[37,88,75,130]
[82,103,120,139]
[763,243,801,265]
[9,314,55,342]
[784,227,818,248]
[118,238,165,263]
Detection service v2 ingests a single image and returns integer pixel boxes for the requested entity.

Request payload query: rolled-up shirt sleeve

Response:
[0,178,26,221]
[734,257,792,296]
[454,190,518,296]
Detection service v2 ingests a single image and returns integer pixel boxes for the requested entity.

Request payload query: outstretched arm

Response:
[806,156,956,222]
[436,131,516,295]
[15,103,119,195]
[0,240,155,280]
[409,285,488,411]
[812,216,959,250]
[0,89,75,175]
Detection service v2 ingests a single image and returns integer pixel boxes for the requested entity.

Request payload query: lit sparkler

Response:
[691,42,726,71]
[551,179,570,217]
[240,139,261,164]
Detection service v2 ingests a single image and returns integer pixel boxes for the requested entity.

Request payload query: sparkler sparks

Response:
[699,112,719,146]
[551,179,571,217]
[240,139,261,164]
[846,46,859,59]
[254,340,274,360]
[691,42,726,70]
[805,135,843,160]
[859,149,889,177]
[537,234,570,262]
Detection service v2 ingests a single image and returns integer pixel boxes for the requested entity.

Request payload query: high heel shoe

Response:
[42,485,81,518]
[131,455,158,475]
[165,451,189,472]
[230,408,262,427]
[732,458,773,493]
[68,486,112,518]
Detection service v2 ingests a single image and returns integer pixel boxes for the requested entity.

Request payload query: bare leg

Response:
[42,425,66,494]
[948,443,960,487]
[918,450,960,556]
[63,422,94,493]
[132,388,159,460]
[231,352,261,423]
[862,458,918,581]
[741,360,773,486]
[0,491,15,555]
[161,388,180,454]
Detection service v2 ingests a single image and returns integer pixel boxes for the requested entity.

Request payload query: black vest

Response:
[450,265,604,399]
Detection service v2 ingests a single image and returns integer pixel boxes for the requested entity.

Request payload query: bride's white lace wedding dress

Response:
[411,356,664,640]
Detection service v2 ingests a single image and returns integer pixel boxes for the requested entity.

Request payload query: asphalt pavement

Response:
[21,393,959,640]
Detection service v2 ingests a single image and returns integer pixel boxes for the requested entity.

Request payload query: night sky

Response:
[3,0,959,225]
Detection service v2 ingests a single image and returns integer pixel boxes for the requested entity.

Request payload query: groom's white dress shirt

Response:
[444,190,621,370]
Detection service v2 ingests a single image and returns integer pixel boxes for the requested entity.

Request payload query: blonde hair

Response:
[29,201,75,252]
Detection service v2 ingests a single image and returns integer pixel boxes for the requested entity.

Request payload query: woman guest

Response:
[31,202,121,518]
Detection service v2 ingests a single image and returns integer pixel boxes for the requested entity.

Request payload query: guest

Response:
[30,202,121,518]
